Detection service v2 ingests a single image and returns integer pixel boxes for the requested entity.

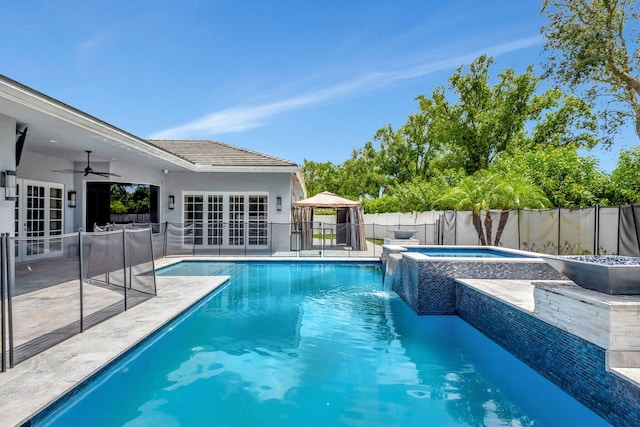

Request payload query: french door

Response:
[14,179,64,261]
[183,192,268,249]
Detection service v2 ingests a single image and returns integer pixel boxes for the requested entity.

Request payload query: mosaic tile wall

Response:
[457,284,640,427]
[392,258,563,314]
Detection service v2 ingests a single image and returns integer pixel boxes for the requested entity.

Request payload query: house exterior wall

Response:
[0,114,16,234]
[15,150,299,248]
[163,171,295,251]
[163,171,294,225]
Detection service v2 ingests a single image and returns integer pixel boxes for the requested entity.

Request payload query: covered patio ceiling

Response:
[0,74,192,171]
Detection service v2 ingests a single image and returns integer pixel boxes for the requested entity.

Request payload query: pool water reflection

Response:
[37,262,608,426]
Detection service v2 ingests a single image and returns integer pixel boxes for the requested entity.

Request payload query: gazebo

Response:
[292,191,367,251]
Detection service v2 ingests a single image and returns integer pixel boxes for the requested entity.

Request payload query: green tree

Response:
[300,160,342,196]
[610,145,640,202]
[417,55,598,174]
[541,0,640,140]
[434,172,550,246]
[373,106,441,183]
[491,146,612,208]
[130,185,150,214]
[339,142,387,199]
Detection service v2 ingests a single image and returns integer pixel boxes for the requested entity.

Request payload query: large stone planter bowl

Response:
[543,256,640,295]
[392,230,417,239]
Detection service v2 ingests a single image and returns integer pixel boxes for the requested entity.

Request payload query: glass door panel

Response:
[228,195,245,246]
[248,195,268,246]
[49,186,63,253]
[183,195,204,245]
[207,195,223,246]
[25,183,46,257]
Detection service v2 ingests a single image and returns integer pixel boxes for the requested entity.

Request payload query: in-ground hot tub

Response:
[382,245,564,314]
[542,255,640,295]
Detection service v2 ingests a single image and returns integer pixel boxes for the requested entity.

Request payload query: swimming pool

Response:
[34,262,607,426]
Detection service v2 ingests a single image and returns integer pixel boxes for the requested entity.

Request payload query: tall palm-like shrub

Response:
[435,173,551,246]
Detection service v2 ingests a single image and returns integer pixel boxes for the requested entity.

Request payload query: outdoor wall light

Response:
[168,195,175,210]
[276,196,282,211]
[1,170,17,201]
[68,190,77,208]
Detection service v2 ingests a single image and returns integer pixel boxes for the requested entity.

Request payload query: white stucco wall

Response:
[15,148,300,252]
[163,171,294,225]
[164,171,295,251]
[0,114,16,234]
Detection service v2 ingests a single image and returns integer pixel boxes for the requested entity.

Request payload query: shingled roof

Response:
[146,139,298,168]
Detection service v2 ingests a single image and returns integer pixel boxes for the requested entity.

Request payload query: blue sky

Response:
[0,0,635,172]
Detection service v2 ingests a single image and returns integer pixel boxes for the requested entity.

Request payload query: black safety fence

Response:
[1,205,638,370]
[436,204,640,256]
[158,222,380,258]
[0,227,156,369]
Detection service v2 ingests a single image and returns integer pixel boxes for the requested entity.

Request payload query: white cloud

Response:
[149,36,541,139]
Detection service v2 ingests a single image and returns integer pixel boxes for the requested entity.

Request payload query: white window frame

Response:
[181,191,270,249]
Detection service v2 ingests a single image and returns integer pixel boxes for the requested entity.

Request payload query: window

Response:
[229,195,245,246]
[248,195,268,245]
[207,195,223,245]
[181,192,270,247]
[184,195,204,245]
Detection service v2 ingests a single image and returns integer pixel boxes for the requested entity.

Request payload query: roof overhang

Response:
[0,74,197,170]
[193,165,300,173]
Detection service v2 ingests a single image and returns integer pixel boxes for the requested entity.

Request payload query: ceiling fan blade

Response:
[90,171,121,177]
[52,169,84,174]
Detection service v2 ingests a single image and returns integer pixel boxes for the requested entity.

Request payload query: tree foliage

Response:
[419,55,598,175]
[300,55,629,215]
[490,146,612,208]
[541,0,640,140]
[610,146,640,203]
[110,184,150,214]
[300,160,342,197]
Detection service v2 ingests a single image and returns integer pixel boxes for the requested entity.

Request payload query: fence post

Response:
[192,222,196,257]
[148,227,157,296]
[557,207,561,255]
[517,208,521,251]
[594,205,599,255]
[1,233,6,372]
[122,229,128,310]
[79,230,85,332]
[373,222,377,258]
[163,221,168,258]
[5,234,14,368]
[617,205,621,255]
[630,204,640,256]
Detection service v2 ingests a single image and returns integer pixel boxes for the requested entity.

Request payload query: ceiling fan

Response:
[53,150,121,177]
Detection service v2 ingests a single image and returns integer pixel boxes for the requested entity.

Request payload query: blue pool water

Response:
[405,247,528,258]
[36,262,607,426]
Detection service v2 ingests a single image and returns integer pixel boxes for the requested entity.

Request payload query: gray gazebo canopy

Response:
[293,192,367,251]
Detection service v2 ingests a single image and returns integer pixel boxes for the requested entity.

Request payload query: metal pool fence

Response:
[433,204,640,256]
[155,222,385,258]
[0,228,156,370]
[1,204,638,369]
